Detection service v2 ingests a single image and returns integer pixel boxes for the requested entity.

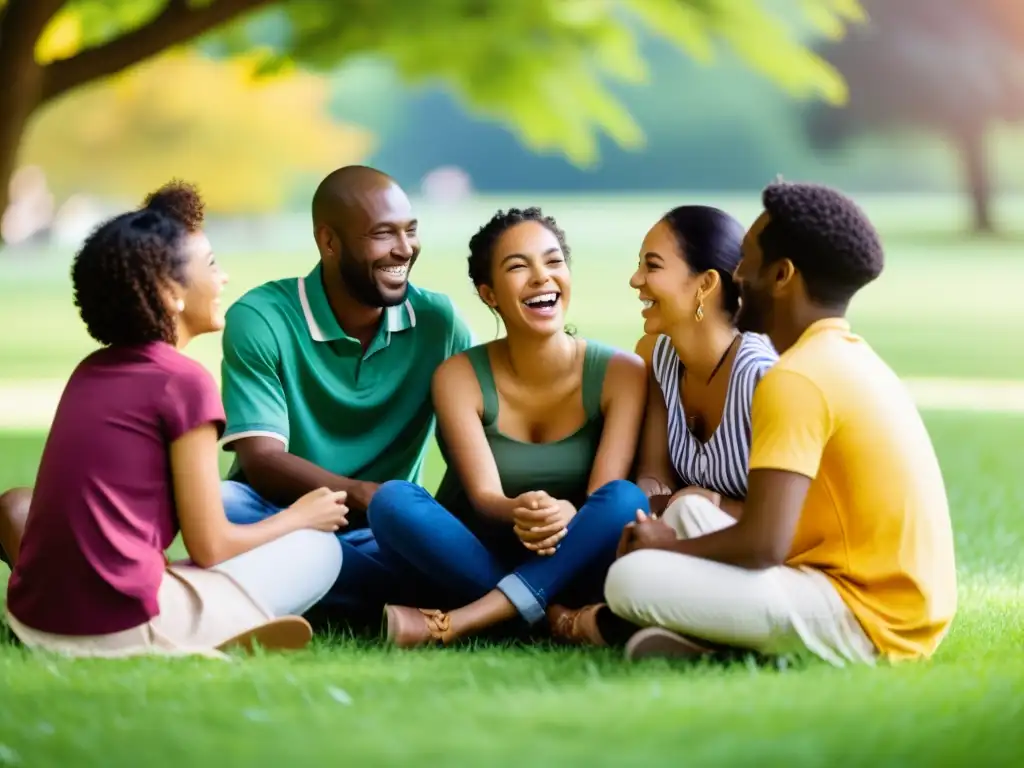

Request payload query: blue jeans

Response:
[221,480,426,620]
[367,479,647,625]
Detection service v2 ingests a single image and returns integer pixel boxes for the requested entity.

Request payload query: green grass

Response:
[1,193,1023,765]
[1,412,1022,766]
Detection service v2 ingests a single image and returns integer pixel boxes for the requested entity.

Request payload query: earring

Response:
[694,296,704,322]
[175,299,185,313]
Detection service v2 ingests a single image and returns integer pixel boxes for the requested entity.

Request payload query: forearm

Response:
[719,496,744,520]
[187,513,299,569]
[241,452,376,515]
[472,491,516,523]
[664,521,779,570]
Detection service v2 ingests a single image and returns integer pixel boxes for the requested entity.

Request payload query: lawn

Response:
[1,193,1022,766]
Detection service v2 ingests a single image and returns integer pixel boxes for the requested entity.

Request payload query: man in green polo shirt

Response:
[219,165,474,622]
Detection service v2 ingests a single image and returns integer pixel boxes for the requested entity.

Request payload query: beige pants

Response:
[7,529,342,660]
[604,495,877,667]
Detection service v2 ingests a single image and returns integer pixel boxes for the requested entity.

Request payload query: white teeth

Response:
[378,265,407,276]
[523,292,558,306]
[641,299,654,309]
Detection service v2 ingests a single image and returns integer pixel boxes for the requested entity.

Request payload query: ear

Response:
[315,224,337,257]
[771,259,797,295]
[697,269,721,298]
[477,284,498,310]
[159,280,185,315]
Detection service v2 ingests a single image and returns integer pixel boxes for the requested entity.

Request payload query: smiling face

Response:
[479,220,571,336]
[176,229,229,339]
[320,180,419,308]
[629,218,707,336]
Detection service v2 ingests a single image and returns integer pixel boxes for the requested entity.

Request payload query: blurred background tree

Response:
[807,0,1024,233]
[0,0,863,243]
[20,51,372,212]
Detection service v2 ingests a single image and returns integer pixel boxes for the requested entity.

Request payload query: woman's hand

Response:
[512,492,577,556]
[282,487,349,532]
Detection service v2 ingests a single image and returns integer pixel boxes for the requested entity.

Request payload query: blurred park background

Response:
[1,2,1023,766]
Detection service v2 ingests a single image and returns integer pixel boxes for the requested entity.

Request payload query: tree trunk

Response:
[0,0,61,247]
[955,123,995,235]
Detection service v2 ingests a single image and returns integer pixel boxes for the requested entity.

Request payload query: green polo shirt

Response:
[220,263,474,487]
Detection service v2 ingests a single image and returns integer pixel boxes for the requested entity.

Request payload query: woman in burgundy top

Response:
[0,182,348,658]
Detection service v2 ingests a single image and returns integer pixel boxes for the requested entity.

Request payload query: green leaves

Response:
[35,0,864,167]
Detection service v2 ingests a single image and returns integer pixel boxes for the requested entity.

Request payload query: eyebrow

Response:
[643,251,664,263]
[371,218,417,230]
[500,247,561,266]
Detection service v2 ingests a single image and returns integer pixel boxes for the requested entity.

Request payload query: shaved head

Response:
[311,165,419,308]
[312,165,396,229]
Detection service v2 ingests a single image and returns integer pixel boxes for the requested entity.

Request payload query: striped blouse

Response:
[651,332,778,500]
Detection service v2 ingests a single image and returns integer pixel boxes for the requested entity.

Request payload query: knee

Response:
[589,479,649,522]
[603,552,650,616]
[0,487,32,518]
[292,529,344,593]
[367,480,430,531]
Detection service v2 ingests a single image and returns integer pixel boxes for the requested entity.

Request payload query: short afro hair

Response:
[467,206,570,289]
[758,181,884,306]
[71,180,206,347]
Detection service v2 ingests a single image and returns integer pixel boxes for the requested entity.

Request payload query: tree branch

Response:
[39,0,276,104]
[1,0,65,56]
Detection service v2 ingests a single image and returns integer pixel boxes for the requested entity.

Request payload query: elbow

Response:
[184,540,228,570]
[748,540,789,570]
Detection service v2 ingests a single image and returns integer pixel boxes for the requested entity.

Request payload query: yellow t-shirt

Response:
[749,318,957,660]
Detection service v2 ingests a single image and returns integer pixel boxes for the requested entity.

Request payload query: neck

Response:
[324,271,383,345]
[769,302,846,354]
[504,330,576,385]
[174,323,193,350]
[667,318,739,381]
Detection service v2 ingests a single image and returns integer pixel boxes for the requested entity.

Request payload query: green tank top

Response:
[434,339,616,520]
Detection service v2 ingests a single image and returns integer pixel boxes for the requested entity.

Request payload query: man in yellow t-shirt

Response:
[607,181,957,665]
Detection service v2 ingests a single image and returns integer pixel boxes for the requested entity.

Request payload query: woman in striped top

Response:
[547,205,777,646]
[631,205,777,518]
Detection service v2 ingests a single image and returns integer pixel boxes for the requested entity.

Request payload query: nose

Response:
[629,268,643,289]
[393,232,415,260]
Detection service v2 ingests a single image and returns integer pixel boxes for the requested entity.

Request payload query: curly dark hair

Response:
[142,179,205,232]
[71,181,206,347]
[467,207,570,289]
[758,181,884,306]
[661,205,745,317]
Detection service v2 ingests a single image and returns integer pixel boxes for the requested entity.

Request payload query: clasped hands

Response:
[511,491,576,556]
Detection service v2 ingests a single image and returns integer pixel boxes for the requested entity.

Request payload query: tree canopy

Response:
[0,0,865,239]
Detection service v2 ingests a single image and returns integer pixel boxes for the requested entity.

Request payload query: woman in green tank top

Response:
[368,208,649,647]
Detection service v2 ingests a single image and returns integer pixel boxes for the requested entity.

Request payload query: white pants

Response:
[8,529,342,659]
[604,495,876,667]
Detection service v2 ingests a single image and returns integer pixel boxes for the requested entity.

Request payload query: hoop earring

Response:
[694,297,704,322]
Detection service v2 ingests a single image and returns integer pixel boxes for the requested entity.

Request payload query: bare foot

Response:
[0,487,31,568]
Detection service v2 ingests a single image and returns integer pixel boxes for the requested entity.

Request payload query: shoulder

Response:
[157,347,218,393]
[433,342,488,384]
[405,284,460,326]
[231,277,300,318]
[589,341,645,396]
[735,332,779,377]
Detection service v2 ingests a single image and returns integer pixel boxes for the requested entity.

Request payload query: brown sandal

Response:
[384,605,452,648]
[216,616,313,654]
